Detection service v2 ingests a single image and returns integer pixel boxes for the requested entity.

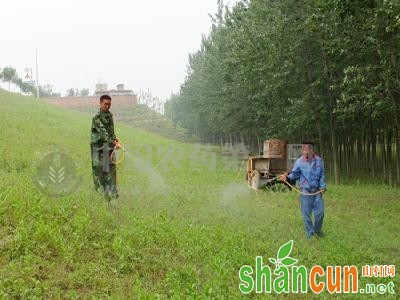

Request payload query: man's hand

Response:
[320,189,326,194]
[113,139,121,150]
[279,173,288,182]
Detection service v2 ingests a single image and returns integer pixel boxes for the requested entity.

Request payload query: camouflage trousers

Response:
[91,143,119,199]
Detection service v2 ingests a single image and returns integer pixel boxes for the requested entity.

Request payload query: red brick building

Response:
[44,84,137,110]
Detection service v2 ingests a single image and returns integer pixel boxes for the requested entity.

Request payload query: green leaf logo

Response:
[278,240,293,259]
[269,240,298,270]
[281,257,297,265]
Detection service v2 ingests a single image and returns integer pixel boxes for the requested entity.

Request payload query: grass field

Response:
[0,89,399,298]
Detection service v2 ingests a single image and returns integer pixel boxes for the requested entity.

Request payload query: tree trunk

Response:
[382,131,387,183]
[330,118,339,184]
[370,124,376,180]
[318,120,324,158]
[321,49,340,184]
[394,108,400,185]
[386,129,393,186]
[345,134,351,179]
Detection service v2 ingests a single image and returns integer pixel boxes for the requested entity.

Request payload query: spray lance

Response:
[277,173,324,196]
[111,138,126,165]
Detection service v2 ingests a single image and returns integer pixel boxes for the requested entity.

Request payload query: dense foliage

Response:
[165,0,400,184]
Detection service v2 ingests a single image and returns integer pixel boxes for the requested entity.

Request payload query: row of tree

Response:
[138,89,165,114]
[164,0,400,185]
[0,66,60,97]
[0,66,94,97]
[66,88,90,97]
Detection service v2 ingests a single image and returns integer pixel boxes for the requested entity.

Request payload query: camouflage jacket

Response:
[91,110,116,146]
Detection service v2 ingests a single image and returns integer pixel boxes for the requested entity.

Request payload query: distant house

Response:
[94,83,134,96]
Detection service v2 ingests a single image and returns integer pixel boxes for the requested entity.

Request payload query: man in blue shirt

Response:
[280,141,327,238]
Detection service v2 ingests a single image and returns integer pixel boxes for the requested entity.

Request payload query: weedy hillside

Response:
[0,90,398,298]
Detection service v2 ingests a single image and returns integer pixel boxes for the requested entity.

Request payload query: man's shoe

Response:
[316,231,325,238]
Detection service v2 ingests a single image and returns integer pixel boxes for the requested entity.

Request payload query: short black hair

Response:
[100,94,112,102]
[302,140,315,147]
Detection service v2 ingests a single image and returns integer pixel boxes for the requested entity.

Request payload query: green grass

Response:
[0,89,399,298]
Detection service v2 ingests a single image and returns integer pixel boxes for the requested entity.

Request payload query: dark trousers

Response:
[91,143,118,199]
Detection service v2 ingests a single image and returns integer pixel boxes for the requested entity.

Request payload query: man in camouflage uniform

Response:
[90,94,120,199]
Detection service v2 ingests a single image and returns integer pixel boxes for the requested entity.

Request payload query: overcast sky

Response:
[1,0,236,100]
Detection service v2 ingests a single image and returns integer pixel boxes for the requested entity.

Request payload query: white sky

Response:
[1,0,236,100]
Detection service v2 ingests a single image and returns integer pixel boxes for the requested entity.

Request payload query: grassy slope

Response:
[0,89,399,298]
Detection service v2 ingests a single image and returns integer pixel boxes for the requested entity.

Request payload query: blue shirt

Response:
[287,155,327,192]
